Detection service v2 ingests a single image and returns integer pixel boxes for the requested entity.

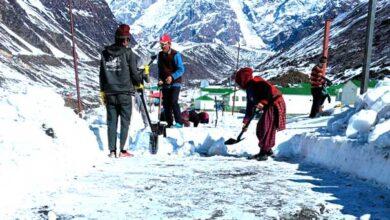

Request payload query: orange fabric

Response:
[310,65,325,88]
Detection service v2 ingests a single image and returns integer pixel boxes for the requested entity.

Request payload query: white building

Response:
[339,80,377,106]
[339,81,360,106]
[194,95,215,110]
[283,94,336,115]
[227,89,247,109]
[194,87,247,111]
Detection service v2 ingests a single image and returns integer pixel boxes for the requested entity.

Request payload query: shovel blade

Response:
[225,137,244,145]
[149,133,159,154]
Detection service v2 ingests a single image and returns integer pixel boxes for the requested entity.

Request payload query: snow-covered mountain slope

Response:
[107,0,364,50]
[106,0,390,84]
[0,0,118,106]
[257,0,390,83]
[143,42,272,86]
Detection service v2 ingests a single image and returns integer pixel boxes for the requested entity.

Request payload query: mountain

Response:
[0,0,118,106]
[107,0,364,49]
[257,0,390,83]
[106,0,390,85]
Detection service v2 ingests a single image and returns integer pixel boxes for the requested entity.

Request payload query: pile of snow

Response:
[278,78,390,187]
[88,105,259,158]
[0,86,102,217]
[328,78,390,147]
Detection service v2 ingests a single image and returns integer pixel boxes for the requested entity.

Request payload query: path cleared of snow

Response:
[15,155,390,219]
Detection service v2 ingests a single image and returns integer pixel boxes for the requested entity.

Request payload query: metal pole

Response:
[215,96,218,127]
[68,0,83,116]
[322,20,331,74]
[231,40,240,115]
[360,0,377,94]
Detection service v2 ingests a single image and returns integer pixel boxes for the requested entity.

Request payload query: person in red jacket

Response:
[235,67,286,161]
[309,56,331,118]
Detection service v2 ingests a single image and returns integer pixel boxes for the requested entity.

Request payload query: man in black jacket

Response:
[99,24,141,158]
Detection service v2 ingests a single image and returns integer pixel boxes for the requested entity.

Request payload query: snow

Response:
[39,37,73,59]
[229,0,266,49]
[280,79,390,186]
[0,85,102,217]
[1,79,389,218]
[72,9,93,18]
[130,0,187,41]
[0,24,46,55]
[15,0,62,34]
[346,109,377,138]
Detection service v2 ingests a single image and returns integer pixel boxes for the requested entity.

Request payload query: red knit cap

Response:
[235,67,253,89]
[115,24,130,39]
[160,34,172,43]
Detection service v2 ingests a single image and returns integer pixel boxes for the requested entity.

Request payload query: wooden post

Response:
[232,40,240,115]
[68,0,83,116]
[322,20,331,74]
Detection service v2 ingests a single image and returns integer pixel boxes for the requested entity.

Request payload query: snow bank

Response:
[278,78,390,187]
[0,86,101,217]
[278,133,390,187]
[329,78,390,146]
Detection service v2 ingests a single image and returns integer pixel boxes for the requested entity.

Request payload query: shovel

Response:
[225,110,260,145]
[137,55,166,154]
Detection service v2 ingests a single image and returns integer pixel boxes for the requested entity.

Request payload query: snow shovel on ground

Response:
[139,89,166,154]
[225,110,260,145]
[137,55,166,154]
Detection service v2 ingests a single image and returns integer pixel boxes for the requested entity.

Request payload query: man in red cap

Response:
[235,67,286,161]
[99,24,141,158]
[157,33,185,128]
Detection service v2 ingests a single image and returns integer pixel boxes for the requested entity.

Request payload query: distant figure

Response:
[235,67,286,161]
[221,100,226,116]
[157,33,185,128]
[309,56,331,118]
[99,24,141,158]
[181,109,209,127]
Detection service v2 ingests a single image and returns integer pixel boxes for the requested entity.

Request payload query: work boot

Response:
[267,149,274,157]
[108,150,116,158]
[247,151,261,160]
[256,149,270,161]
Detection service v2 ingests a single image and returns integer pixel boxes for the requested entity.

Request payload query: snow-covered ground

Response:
[0,79,389,219]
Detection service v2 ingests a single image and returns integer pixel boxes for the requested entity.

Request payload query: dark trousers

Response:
[106,93,132,151]
[310,87,327,118]
[162,87,182,126]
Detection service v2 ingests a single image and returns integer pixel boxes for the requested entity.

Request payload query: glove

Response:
[99,91,106,105]
[144,65,150,75]
[242,123,248,132]
[135,84,144,92]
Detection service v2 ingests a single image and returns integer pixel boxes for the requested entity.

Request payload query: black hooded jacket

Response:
[99,44,141,94]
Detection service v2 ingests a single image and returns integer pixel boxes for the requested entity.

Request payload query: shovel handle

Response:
[236,109,260,141]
